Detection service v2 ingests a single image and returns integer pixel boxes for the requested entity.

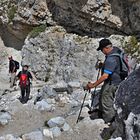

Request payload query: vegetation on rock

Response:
[29,24,47,38]
[8,4,17,23]
[123,36,140,63]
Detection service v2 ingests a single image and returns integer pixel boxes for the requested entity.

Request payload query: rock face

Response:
[114,67,140,139]
[22,26,100,82]
[0,0,140,40]
[0,0,140,49]
[42,0,140,37]
[22,26,129,82]
[0,0,54,49]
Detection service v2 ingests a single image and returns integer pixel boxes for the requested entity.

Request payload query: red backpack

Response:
[20,72,28,87]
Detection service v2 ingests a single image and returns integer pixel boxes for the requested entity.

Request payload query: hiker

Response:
[16,65,33,104]
[85,39,129,124]
[8,56,19,88]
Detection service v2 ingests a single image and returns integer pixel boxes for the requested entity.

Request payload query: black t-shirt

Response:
[17,70,33,82]
[9,60,16,73]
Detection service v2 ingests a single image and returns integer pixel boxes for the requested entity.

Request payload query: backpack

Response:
[109,49,129,80]
[20,72,29,87]
[14,60,20,69]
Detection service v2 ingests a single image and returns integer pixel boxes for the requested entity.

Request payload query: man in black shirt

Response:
[8,56,17,88]
[17,65,33,104]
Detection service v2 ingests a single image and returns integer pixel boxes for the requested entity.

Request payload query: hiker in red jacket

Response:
[17,65,33,104]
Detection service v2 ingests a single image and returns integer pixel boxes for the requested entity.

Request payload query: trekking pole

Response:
[76,91,88,123]
[90,67,101,110]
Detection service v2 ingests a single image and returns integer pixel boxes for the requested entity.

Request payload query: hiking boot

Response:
[88,109,103,120]
[104,116,115,125]
[18,97,25,104]
[100,122,116,139]
[89,109,100,120]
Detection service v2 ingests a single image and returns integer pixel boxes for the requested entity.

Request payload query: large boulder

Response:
[112,67,140,139]
[22,26,129,82]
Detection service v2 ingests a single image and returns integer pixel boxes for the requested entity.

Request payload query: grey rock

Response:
[113,67,140,139]
[43,129,53,139]
[50,126,61,137]
[46,0,140,38]
[67,81,81,93]
[62,122,71,132]
[34,85,60,105]
[109,137,122,140]
[0,137,5,140]
[22,131,43,140]
[35,99,53,112]
[22,26,103,82]
[0,112,11,126]
[0,0,140,38]
[42,85,58,98]
[51,81,70,93]
[46,98,56,104]
[0,134,21,140]
[69,100,80,108]
[0,0,139,51]
[47,117,66,128]
[68,81,81,88]
[0,119,8,126]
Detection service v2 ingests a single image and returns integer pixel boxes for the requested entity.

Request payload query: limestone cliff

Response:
[0,0,140,48]
[21,26,130,82]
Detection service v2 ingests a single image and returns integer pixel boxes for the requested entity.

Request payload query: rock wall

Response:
[22,26,100,82]
[0,0,140,49]
[21,26,128,83]
[0,0,53,49]
[114,67,140,139]
[47,0,140,38]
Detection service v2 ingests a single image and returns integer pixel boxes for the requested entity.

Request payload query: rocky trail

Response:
[0,37,108,139]
[0,70,108,140]
[0,0,139,139]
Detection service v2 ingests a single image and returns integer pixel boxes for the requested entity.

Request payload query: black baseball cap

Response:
[97,39,112,51]
[23,65,29,68]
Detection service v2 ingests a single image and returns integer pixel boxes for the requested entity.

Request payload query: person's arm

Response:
[9,61,12,73]
[87,56,117,90]
[87,73,109,89]
[11,60,16,73]
[16,71,21,81]
[28,72,33,80]
[30,71,37,81]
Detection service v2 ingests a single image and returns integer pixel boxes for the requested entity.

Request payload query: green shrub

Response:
[8,6,17,22]
[123,36,140,62]
[29,24,47,38]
